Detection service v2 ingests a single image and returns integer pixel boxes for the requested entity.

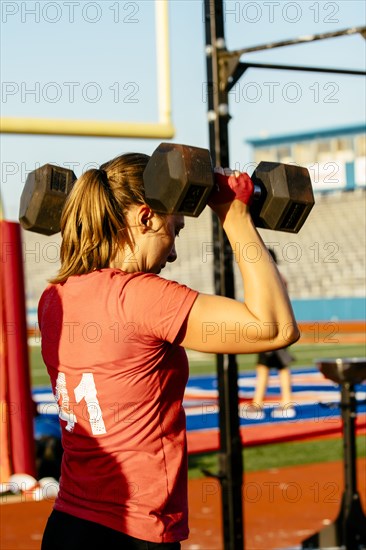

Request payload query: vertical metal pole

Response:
[204,1,244,549]
[340,382,360,548]
[340,383,357,512]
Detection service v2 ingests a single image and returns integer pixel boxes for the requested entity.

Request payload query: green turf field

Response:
[30,341,366,386]
[188,436,366,478]
[190,342,366,375]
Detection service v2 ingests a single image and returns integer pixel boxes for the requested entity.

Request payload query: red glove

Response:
[208,169,254,207]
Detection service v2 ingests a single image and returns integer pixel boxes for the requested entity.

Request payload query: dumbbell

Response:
[143,143,314,233]
[19,164,77,236]
[19,142,314,236]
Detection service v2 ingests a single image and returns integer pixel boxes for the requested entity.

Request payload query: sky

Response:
[1,0,365,221]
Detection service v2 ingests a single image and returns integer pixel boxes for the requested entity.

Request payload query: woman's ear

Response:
[138,204,154,232]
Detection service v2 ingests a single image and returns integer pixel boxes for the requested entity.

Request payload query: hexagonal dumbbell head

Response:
[19,164,76,236]
[250,162,315,233]
[143,143,214,217]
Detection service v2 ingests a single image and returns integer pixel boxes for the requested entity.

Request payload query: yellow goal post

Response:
[0,0,174,139]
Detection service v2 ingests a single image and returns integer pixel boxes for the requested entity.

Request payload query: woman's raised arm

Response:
[180,170,300,354]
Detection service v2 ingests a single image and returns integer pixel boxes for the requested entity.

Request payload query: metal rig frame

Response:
[203,2,365,548]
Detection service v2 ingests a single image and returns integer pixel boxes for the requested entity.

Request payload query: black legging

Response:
[42,510,181,550]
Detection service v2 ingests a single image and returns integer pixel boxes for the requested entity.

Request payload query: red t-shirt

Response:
[38,268,198,543]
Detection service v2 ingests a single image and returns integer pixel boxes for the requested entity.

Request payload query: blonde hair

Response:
[50,153,150,283]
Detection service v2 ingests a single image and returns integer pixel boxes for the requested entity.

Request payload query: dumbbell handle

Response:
[253,184,262,198]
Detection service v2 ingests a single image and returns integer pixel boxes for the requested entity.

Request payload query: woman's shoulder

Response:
[40,269,194,300]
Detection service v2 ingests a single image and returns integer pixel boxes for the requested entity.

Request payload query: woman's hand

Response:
[208,168,254,221]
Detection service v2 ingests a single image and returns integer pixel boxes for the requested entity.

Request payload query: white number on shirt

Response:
[54,372,106,435]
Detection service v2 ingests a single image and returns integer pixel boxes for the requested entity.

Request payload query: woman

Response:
[39,152,299,549]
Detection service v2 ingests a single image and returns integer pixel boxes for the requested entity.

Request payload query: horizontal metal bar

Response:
[222,26,366,59]
[227,61,366,90]
[0,118,175,138]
